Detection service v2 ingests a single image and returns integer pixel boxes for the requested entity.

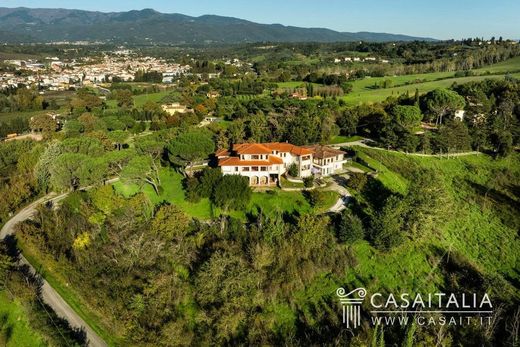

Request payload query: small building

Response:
[162,103,189,115]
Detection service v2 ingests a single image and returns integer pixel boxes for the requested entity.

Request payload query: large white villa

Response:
[216,142,347,186]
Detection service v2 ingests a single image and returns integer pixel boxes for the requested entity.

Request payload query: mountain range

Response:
[0,7,436,44]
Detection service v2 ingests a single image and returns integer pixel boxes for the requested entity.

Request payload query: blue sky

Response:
[2,0,519,40]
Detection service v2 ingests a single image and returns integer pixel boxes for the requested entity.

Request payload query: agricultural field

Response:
[273,57,520,105]
[344,73,519,104]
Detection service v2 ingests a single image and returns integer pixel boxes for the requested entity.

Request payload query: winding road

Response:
[331,139,482,157]
[1,191,110,347]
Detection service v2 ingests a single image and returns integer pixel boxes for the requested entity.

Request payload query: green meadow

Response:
[113,168,338,220]
[346,148,520,297]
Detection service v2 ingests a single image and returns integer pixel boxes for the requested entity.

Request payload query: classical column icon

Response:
[336,287,366,328]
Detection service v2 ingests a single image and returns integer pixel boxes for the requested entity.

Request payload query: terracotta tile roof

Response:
[233,143,272,155]
[219,155,283,166]
[303,145,345,159]
[217,142,314,161]
[215,149,230,157]
[262,142,314,156]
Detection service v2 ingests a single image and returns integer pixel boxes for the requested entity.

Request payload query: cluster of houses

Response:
[216,142,349,186]
[1,53,190,91]
[334,56,389,64]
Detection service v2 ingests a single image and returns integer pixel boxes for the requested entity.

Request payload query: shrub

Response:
[287,163,298,177]
[337,209,365,244]
[184,176,201,203]
[347,172,368,191]
[305,190,325,207]
[303,176,314,188]
[212,175,251,211]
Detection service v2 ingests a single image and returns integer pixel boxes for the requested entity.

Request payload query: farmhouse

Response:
[162,103,190,115]
[303,145,347,176]
[216,142,314,186]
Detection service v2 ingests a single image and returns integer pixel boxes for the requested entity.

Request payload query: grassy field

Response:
[343,73,520,105]
[276,81,321,89]
[0,291,46,347]
[114,169,213,219]
[345,148,520,297]
[105,90,172,109]
[272,57,520,105]
[473,56,520,74]
[354,147,408,194]
[340,56,520,104]
[113,168,338,220]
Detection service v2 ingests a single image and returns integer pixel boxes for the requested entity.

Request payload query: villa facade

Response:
[217,142,313,186]
[303,145,348,177]
[217,142,347,186]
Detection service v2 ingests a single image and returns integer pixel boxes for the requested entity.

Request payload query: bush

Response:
[212,175,251,211]
[287,163,298,177]
[337,209,365,244]
[303,176,314,188]
[184,176,201,203]
[347,172,368,191]
[369,195,406,251]
[305,190,325,207]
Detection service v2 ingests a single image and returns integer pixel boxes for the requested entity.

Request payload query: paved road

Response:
[1,189,113,347]
[331,139,482,157]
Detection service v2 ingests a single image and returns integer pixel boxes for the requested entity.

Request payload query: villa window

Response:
[261,167,267,172]
[242,167,250,172]
[252,166,259,171]
[252,155,259,160]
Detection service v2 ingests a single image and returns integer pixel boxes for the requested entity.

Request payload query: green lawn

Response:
[114,169,213,220]
[473,55,520,74]
[114,168,338,220]
[280,178,305,189]
[353,147,408,194]
[0,291,46,347]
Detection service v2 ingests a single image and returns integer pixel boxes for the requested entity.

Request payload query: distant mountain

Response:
[0,7,437,44]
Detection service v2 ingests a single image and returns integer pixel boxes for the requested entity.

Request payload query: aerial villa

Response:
[216,142,347,186]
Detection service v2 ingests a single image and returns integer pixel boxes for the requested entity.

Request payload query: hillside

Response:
[0,7,436,44]
[349,148,520,299]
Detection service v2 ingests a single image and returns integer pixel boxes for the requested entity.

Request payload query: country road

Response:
[0,184,118,347]
[331,139,482,157]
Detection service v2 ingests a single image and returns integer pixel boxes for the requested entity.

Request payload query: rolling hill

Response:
[0,7,436,44]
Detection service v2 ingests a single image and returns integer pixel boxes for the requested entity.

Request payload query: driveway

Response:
[323,174,352,213]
